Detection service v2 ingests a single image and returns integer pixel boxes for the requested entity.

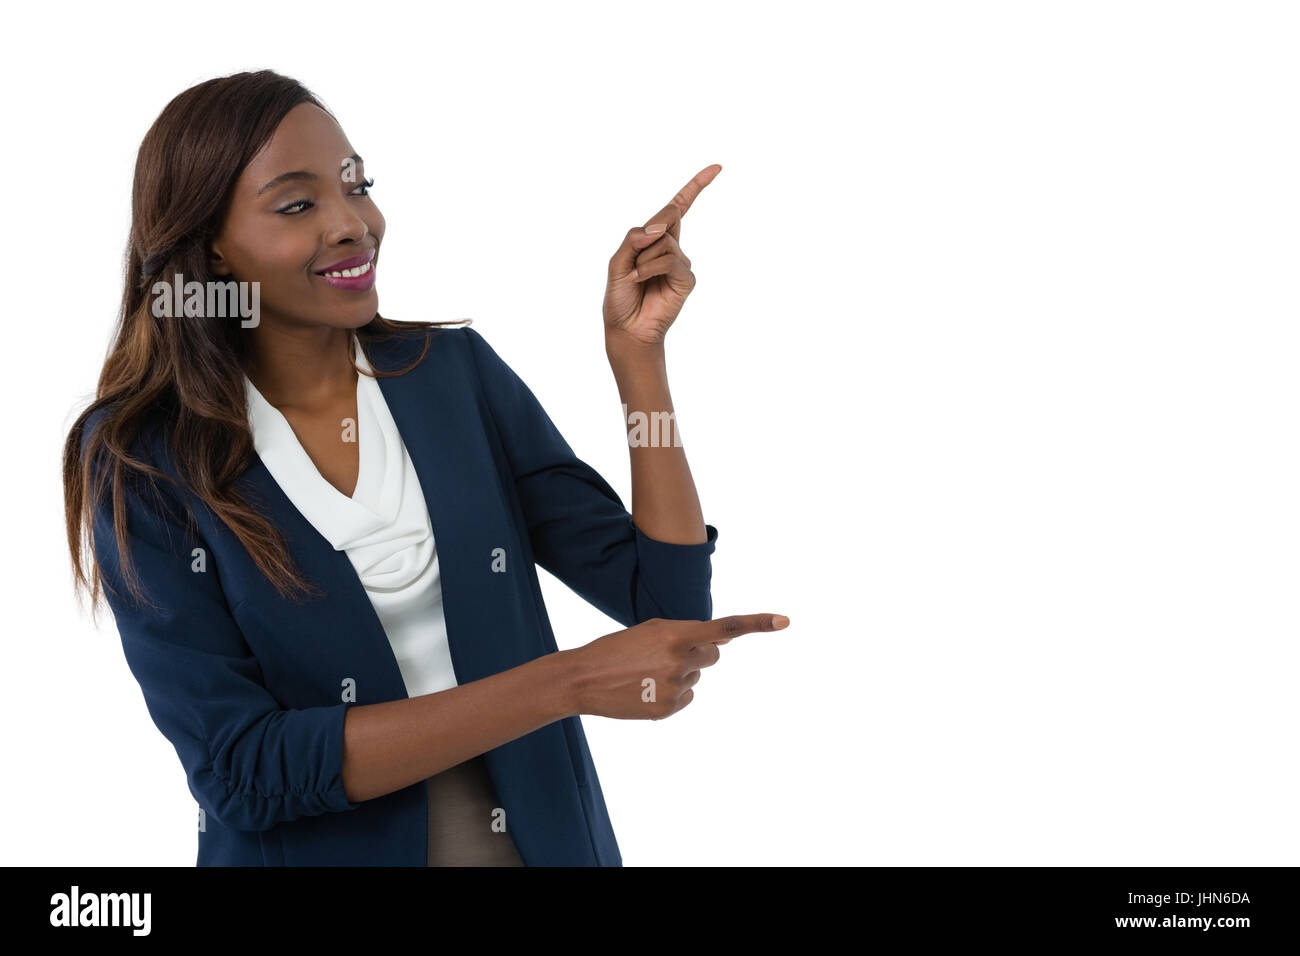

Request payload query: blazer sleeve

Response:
[85,425,362,833]
[462,325,718,626]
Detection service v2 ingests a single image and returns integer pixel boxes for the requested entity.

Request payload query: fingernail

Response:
[772,615,790,629]
[645,223,667,235]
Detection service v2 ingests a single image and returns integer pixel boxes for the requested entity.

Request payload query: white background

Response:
[2,0,1296,866]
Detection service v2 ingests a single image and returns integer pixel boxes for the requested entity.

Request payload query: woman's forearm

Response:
[607,340,708,545]
[340,648,578,803]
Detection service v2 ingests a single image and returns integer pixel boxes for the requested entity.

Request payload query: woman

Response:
[63,70,788,866]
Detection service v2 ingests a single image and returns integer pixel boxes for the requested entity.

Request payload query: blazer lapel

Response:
[373,328,590,863]
[234,445,411,703]
[371,329,541,688]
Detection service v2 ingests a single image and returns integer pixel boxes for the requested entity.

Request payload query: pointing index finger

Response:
[646,164,721,240]
[677,612,790,649]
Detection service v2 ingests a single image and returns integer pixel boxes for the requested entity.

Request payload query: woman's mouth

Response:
[314,250,377,291]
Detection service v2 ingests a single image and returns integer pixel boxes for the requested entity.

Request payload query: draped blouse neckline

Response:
[242,334,436,592]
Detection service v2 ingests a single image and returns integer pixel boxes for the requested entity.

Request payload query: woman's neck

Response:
[244,324,358,411]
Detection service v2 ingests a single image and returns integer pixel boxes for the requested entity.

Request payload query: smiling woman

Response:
[70,71,459,604]
[64,68,774,868]
[209,98,387,336]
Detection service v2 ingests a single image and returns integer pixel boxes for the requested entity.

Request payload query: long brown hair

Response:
[63,69,467,616]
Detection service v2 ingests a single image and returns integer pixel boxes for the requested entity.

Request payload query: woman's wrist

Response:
[605,330,666,372]
[538,647,585,721]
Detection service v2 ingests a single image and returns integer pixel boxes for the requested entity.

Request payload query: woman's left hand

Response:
[604,164,720,353]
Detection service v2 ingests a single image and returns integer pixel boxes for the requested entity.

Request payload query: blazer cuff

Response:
[632,521,718,621]
[320,702,363,814]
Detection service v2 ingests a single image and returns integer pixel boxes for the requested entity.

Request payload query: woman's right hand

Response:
[562,614,790,720]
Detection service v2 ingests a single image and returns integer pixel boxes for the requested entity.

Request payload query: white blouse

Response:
[243,335,457,699]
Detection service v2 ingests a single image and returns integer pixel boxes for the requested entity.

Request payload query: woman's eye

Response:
[277,178,373,215]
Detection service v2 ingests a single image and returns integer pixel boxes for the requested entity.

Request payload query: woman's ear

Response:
[209,243,231,277]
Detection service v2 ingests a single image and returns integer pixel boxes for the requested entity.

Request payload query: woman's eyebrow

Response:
[257,154,364,195]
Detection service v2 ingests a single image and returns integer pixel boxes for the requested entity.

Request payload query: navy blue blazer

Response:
[85,323,718,866]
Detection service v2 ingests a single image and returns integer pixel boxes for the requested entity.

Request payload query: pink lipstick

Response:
[315,249,377,291]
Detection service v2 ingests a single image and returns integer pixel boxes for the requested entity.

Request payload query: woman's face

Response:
[209,102,384,334]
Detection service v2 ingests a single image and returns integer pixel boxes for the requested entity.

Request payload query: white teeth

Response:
[322,260,373,278]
